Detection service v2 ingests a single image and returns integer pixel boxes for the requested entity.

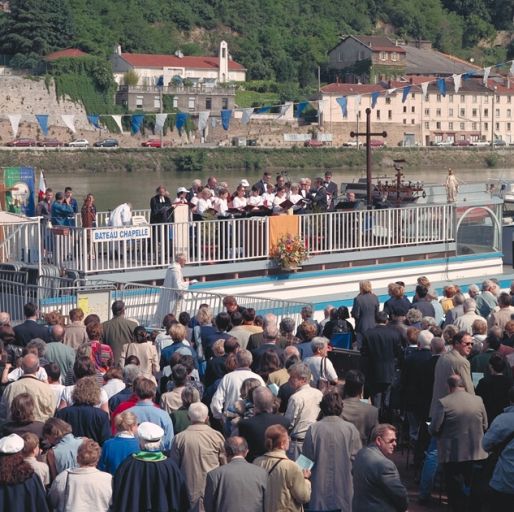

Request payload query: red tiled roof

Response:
[45,48,88,61]
[485,79,514,94]
[120,53,246,71]
[320,83,384,94]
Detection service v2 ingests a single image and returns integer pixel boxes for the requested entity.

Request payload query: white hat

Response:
[240,179,250,187]
[137,422,164,442]
[177,187,188,194]
[0,433,24,454]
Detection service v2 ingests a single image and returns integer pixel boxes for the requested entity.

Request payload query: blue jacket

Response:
[98,434,139,475]
[51,201,74,226]
[126,401,174,451]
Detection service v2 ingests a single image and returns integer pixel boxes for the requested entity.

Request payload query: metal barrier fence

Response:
[41,203,455,274]
[0,217,41,266]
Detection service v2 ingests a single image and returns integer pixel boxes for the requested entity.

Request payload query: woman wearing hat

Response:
[0,433,49,511]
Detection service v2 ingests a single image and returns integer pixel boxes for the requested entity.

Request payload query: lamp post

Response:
[491,85,497,149]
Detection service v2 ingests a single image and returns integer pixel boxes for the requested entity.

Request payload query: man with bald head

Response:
[0,354,55,421]
[45,325,76,377]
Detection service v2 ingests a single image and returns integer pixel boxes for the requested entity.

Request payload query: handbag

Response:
[317,357,335,394]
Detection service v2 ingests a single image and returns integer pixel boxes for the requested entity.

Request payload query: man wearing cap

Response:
[0,433,49,511]
[112,422,190,512]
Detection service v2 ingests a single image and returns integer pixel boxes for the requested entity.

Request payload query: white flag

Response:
[354,95,362,111]
[61,114,76,133]
[241,108,253,125]
[452,74,462,94]
[317,99,327,115]
[198,111,210,131]
[111,115,123,133]
[155,113,168,133]
[483,66,492,85]
[421,82,429,98]
[387,88,396,95]
[8,114,22,138]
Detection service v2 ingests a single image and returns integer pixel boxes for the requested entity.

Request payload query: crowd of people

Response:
[0,275,514,511]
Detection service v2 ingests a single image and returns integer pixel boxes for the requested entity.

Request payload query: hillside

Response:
[0,0,513,87]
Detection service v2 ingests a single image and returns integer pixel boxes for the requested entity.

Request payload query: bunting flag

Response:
[175,112,188,130]
[483,66,492,85]
[7,114,21,138]
[198,111,210,132]
[452,74,462,94]
[354,95,362,111]
[61,114,76,133]
[294,101,308,118]
[211,117,217,128]
[155,113,168,133]
[336,97,348,118]
[317,99,327,116]
[130,114,144,135]
[277,103,291,118]
[402,85,411,103]
[111,115,123,133]
[371,91,380,109]
[38,170,46,201]
[221,109,232,130]
[462,71,476,80]
[437,78,447,97]
[421,82,429,98]
[87,115,100,129]
[387,88,396,95]
[255,106,271,114]
[241,108,253,125]
[510,60,514,75]
[156,75,164,87]
[35,114,49,136]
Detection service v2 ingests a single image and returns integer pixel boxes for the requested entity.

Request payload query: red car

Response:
[304,139,324,147]
[141,139,165,148]
[37,138,63,147]
[6,138,37,147]
[364,140,386,148]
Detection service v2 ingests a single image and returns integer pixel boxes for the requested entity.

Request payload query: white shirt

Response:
[197,197,212,214]
[303,356,338,385]
[102,378,126,399]
[248,195,263,207]
[289,193,303,205]
[272,195,287,213]
[8,367,47,382]
[232,196,247,209]
[285,384,323,438]
[262,192,275,207]
[108,203,132,227]
[210,368,265,419]
[212,197,228,216]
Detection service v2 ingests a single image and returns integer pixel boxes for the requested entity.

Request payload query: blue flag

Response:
[336,97,348,118]
[130,114,145,135]
[156,75,164,87]
[294,101,308,118]
[437,78,447,97]
[255,106,271,114]
[221,109,232,130]
[402,85,411,103]
[35,115,49,136]
[371,92,380,109]
[462,71,477,81]
[87,115,100,129]
[176,112,188,130]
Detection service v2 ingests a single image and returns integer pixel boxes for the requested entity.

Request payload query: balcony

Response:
[118,84,236,96]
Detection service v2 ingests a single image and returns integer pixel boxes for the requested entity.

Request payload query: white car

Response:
[471,141,490,147]
[342,140,359,147]
[67,139,89,148]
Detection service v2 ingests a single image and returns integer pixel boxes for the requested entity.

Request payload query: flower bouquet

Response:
[272,234,309,270]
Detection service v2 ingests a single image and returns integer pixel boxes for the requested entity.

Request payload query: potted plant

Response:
[272,234,309,271]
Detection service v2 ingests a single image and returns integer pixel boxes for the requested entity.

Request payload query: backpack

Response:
[91,341,113,370]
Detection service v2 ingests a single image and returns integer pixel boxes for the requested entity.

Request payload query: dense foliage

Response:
[0,0,512,83]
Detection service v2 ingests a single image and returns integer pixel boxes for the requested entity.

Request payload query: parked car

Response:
[453,140,471,146]
[6,138,37,147]
[471,140,490,147]
[342,140,359,147]
[67,139,89,148]
[432,140,453,146]
[304,139,324,147]
[364,139,386,148]
[94,138,119,147]
[494,139,507,146]
[141,139,165,148]
[37,138,63,147]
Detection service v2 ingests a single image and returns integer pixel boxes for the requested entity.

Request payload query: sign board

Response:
[77,291,111,322]
[92,226,150,243]
[318,133,333,142]
[283,133,311,142]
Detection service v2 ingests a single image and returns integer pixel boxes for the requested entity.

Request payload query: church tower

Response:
[218,41,228,83]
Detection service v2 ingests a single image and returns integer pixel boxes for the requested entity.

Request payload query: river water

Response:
[44,166,514,211]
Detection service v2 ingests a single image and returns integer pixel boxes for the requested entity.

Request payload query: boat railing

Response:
[42,203,456,274]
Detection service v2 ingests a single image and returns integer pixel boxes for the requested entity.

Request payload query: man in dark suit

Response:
[149,185,172,224]
[430,375,488,511]
[239,387,289,461]
[204,436,267,512]
[360,311,403,420]
[13,303,50,346]
[352,423,408,512]
[102,300,137,366]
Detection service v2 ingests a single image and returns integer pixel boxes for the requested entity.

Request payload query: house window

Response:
[460,95,465,102]
[472,122,477,130]
[508,123,511,130]
[436,121,441,129]
[449,108,453,117]
[172,96,178,108]
[460,108,465,117]
[411,106,415,113]
[496,108,500,117]
[391,52,398,61]
[496,95,500,102]
[484,122,489,130]
[460,122,465,130]
[411,93,415,99]
[424,121,429,129]
[424,108,430,116]
[136,96,144,109]
[436,108,441,116]
[403,106,407,113]
[472,95,478,103]
[222,98,229,109]
[388,110,392,120]
[508,96,512,103]
[338,51,344,62]
[380,51,387,61]
[153,96,160,110]
[205,97,212,110]
[496,122,500,130]
[484,108,489,117]
[449,122,453,129]
[188,97,195,109]
[385,97,391,105]
[376,110,381,120]
[411,119,415,124]
[437,94,442,102]
[484,96,489,103]
[448,94,453,103]
[508,109,512,118]
[472,109,477,117]
[222,47,226,58]
[403,118,407,125]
